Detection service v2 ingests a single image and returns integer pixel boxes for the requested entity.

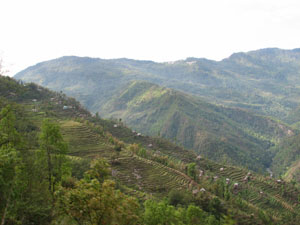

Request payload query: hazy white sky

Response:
[1,0,300,76]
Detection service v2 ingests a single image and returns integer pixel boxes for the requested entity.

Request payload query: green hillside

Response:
[1,75,300,224]
[284,104,300,128]
[270,133,300,180]
[266,104,300,180]
[100,80,295,172]
[14,48,300,120]
[60,117,300,223]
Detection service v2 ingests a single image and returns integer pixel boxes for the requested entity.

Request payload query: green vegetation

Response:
[143,199,220,225]
[270,133,300,179]
[56,158,141,225]
[39,119,69,197]
[0,105,22,225]
[14,48,300,175]
[1,73,300,224]
[14,48,300,120]
[100,81,294,172]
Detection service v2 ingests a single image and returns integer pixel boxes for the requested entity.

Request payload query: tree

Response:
[168,189,192,207]
[39,119,68,197]
[143,199,180,225]
[0,105,22,225]
[0,105,20,149]
[208,197,223,220]
[187,163,196,179]
[186,204,206,225]
[0,146,21,225]
[206,215,220,225]
[56,158,141,225]
[85,157,111,183]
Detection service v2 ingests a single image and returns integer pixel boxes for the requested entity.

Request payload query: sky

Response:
[1,0,300,76]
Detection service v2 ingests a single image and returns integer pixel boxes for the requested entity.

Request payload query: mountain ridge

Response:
[14,48,300,175]
[15,47,300,120]
[100,80,295,172]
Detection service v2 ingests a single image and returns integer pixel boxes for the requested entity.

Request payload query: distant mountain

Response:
[15,48,300,120]
[100,80,295,172]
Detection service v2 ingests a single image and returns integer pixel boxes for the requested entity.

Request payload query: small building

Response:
[220,167,224,172]
[243,176,250,182]
[234,183,239,189]
[226,178,230,184]
[200,188,206,192]
[155,150,162,155]
[148,144,153,148]
[192,189,199,195]
[196,155,202,160]
[199,170,204,177]
[113,124,118,128]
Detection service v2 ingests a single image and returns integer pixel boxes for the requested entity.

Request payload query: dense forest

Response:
[1,74,300,224]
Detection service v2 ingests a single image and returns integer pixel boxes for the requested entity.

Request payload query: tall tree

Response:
[39,119,68,197]
[0,105,22,225]
[0,105,20,149]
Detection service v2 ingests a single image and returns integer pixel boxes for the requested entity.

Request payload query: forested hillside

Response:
[15,48,300,120]
[270,133,300,181]
[101,80,295,172]
[1,75,300,224]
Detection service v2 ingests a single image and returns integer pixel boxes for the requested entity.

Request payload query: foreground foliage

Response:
[56,158,141,225]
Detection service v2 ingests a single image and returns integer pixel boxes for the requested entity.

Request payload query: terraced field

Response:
[113,155,192,195]
[59,120,202,196]
[60,120,115,158]
[3,72,300,224]
[94,119,197,162]
[199,158,299,217]
[58,118,300,222]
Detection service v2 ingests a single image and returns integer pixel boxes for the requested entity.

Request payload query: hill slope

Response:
[270,133,300,180]
[14,48,300,120]
[100,80,295,172]
[1,75,300,224]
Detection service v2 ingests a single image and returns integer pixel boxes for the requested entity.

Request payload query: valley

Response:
[14,49,300,178]
[1,48,300,224]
